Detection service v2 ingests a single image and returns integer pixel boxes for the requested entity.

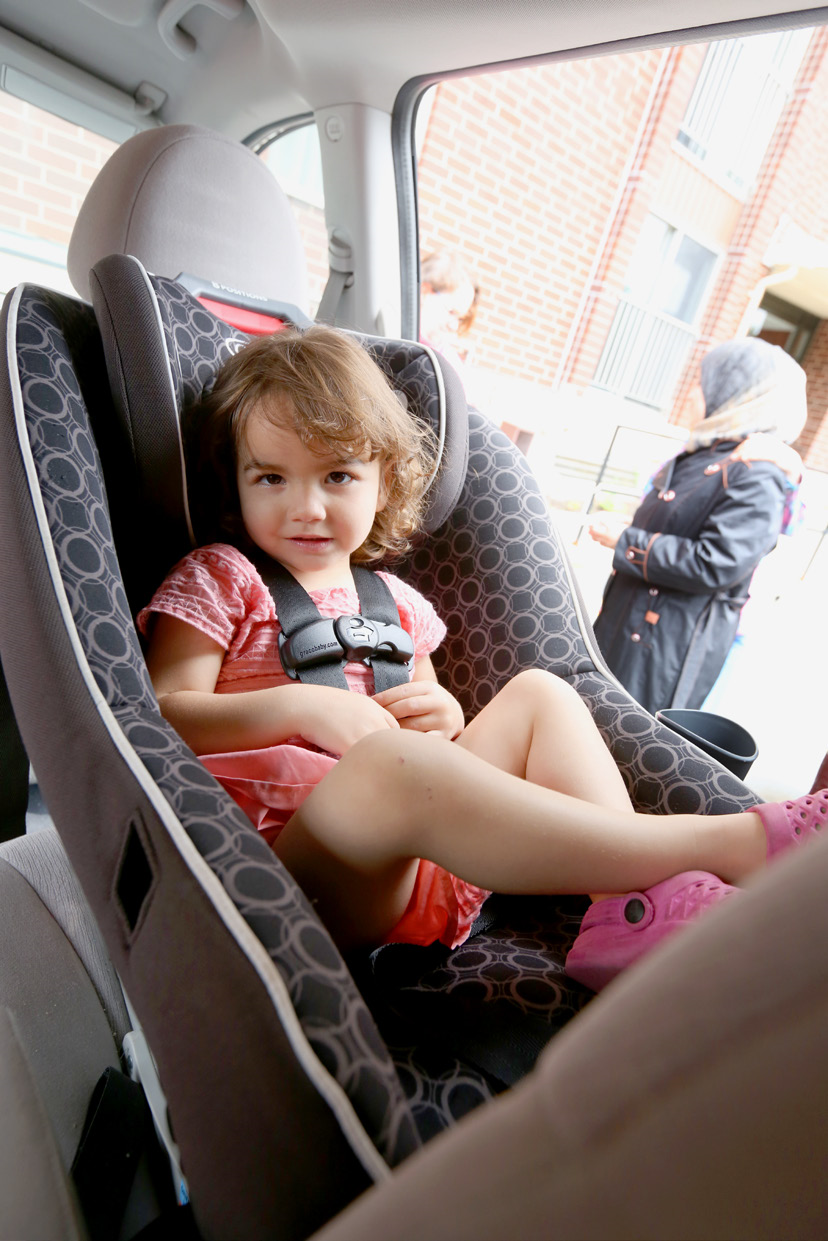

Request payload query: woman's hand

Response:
[588,515,627,549]
[373,679,465,740]
[298,687,400,756]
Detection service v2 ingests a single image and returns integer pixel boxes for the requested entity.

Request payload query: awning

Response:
[763,217,828,318]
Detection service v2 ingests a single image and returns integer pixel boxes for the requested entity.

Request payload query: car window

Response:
[0,88,329,320]
[0,88,116,297]
[414,26,825,588]
[414,26,826,795]
[257,121,328,317]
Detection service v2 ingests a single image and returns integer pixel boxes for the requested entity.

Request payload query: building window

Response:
[676,29,811,193]
[593,216,718,408]
[624,215,717,324]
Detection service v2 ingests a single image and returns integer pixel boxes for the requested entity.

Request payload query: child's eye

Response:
[256,472,284,486]
[327,470,354,485]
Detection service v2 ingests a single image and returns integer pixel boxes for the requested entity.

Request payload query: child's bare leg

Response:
[274,817,422,950]
[457,670,631,901]
[274,729,767,950]
[456,670,631,811]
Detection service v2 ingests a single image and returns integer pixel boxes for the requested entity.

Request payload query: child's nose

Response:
[290,485,326,521]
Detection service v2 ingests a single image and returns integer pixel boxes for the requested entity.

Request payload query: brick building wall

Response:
[0,95,114,249]
[417,49,663,386]
[671,26,828,458]
[288,196,328,314]
[557,43,708,392]
[417,33,828,472]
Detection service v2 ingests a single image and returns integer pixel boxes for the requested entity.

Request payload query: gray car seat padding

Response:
[0,1006,88,1241]
[86,255,202,614]
[86,256,762,1130]
[68,123,310,313]
[89,253,469,600]
[0,284,420,1241]
[0,855,122,1171]
[0,830,130,1045]
[313,834,828,1241]
[90,254,759,820]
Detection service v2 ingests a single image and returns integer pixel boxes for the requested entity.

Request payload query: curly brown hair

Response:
[187,324,437,564]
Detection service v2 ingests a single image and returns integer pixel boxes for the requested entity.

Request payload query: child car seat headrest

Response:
[88,254,470,614]
[67,124,310,315]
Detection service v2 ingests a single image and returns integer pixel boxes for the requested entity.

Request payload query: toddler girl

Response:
[138,325,826,991]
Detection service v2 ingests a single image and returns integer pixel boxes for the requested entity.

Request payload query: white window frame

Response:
[593,216,721,409]
[676,28,812,195]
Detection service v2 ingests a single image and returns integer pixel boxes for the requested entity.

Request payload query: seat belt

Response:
[254,556,414,692]
[315,230,354,326]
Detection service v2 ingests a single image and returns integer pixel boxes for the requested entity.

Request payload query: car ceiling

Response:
[0,0,826,139]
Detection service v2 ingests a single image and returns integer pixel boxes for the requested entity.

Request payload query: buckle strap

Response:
[278,613,414,680]
[252,552,413,691]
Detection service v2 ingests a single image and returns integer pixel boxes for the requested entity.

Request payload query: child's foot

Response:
[565,871,737,993]
[756,789,828,859]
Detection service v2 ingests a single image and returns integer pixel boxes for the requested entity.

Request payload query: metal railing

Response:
[676,29,812,192]
[592,297,697,409]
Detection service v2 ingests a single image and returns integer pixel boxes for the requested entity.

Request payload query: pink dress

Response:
[138,543,490,948]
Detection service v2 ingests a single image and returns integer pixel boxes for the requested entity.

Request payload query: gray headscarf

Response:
[685,337,807,451]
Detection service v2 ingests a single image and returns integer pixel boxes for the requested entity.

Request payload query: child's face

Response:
[236,404,386,588]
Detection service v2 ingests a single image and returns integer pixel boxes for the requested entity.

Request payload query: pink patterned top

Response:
[137,542,447,697]
[138,544,489,949]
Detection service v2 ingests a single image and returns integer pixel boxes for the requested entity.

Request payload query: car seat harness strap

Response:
[254,556,414,692]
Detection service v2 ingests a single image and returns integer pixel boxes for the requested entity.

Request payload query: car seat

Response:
[0,280,420,1241]
[0,125,763,1240]
[82,122,762,1042]
[83,232,762,1097]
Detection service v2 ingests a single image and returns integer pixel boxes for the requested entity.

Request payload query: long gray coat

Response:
[592,441,788,716]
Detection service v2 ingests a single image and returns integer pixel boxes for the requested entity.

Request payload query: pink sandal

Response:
[566,791,828,992]
[755,789,828,859]
[565,871,737,993]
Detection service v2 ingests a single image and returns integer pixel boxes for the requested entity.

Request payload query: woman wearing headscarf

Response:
[589,337,807,717]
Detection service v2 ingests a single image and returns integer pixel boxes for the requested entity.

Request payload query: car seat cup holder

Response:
[655,709,759,780]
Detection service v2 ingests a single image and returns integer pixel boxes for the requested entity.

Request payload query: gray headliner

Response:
[0,0,826,136]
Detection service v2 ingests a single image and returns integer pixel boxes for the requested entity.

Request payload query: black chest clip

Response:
[278,614,414,679]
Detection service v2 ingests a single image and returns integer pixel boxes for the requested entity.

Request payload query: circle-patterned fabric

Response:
[82,268,760,1136]
[13,285,420,1166]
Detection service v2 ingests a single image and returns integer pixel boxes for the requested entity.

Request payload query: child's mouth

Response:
[288,536,332,551]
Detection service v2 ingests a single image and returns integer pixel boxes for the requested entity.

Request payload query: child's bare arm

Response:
[373,656,465,740]
[146,613,399,756]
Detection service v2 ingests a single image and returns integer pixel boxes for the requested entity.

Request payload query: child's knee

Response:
[344,727,438,796]
[509,667,573,702]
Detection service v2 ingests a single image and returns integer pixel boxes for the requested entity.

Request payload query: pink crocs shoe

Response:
[565,871,737,993]
[755,789,828,860]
